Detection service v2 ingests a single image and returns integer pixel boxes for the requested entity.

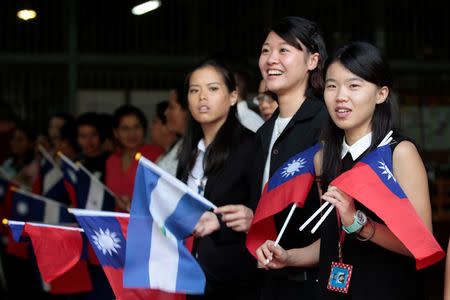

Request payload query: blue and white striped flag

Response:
[123,154,215,294]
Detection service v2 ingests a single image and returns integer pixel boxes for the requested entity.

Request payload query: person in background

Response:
[98,113,117,153]
[254,79,279,121]
[156,86,188,176]
[76,112,111,182]
[1,123,38,188]
[54,120,81,161]
[177,58,258,300]
[48,113,74,154]
[105,104,164,212]
[149,100,178,151]
[234,70,264,132]
[250,16,328,299]
[0,103,18,164]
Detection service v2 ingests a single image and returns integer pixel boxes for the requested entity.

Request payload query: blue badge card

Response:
[327,261,353,293]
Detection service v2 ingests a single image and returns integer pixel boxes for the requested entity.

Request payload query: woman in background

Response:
[156,85,188,175]
[105,104,163,211]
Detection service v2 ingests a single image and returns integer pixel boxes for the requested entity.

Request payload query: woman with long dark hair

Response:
[257,41,435,299]
[177,58,257,299]
[251,16,328,299]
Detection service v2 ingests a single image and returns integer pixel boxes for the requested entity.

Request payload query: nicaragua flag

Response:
[124,154,215,295]
[5,220,93,294]
[71,209,185,300]
[246,142,322,258]
[330,144,445,269]
[11,187,75,224]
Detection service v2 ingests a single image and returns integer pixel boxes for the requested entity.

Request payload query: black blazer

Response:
[249,96,327,270]
[195,123,258,290]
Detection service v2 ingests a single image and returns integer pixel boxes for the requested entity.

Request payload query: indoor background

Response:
[0,0,448,298]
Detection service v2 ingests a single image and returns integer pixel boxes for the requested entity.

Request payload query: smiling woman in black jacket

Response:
[250,16,328,300]
[176,58,258,300]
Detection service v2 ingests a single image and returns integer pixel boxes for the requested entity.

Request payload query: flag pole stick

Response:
[58,152,79,171]
[274,203,296,247]
[38,144,57,165]
[299,201,330,231]
[265,203,296,264]
[310,204,335,234]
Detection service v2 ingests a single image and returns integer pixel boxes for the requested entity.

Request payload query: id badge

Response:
[327,261,353,293]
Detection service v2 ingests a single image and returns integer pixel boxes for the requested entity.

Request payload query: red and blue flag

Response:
[246,142,322,257]
[60,153,115,211]
[6,220,93,294]
[330,144,445,269]
[71,209,185,300]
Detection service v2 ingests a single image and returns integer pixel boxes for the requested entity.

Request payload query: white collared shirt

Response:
[341,132,372,160]
[237,101,264,132]
[187,139,208,196]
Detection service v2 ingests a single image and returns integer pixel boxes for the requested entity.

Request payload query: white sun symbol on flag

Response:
[68,170,77,184]
[378,161,396,182]
[281,158,306,178]
[92,228,121,256]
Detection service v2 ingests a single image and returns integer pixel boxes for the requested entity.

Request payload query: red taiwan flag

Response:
[72,209,185,300]
[246,143,322,258]
[7,220,93,294]
[331,144,445,269]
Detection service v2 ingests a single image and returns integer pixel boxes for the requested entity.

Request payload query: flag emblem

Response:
[281,157,306,178]
[378,161,396,182]
[16,201,29,216]
[92,228,121,256]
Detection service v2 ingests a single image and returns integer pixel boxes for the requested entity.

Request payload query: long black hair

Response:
[319,41,398,192]
[267,16,327,98]
[176,59,241,183]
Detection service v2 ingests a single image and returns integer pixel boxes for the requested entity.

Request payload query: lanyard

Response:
[336,208,346,263]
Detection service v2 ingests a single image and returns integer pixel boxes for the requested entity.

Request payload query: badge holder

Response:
[326,212,353,294]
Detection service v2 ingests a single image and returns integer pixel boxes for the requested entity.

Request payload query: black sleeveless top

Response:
[316,137,428,299]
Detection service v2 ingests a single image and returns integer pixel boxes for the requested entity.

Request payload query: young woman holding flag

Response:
[249,16,328,299]
[176,58,258,299]
[256,41,443,299]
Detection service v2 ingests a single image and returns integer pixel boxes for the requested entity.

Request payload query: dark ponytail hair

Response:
[268,16,327,98]
[176,59,241,183]
[319,41,398,192]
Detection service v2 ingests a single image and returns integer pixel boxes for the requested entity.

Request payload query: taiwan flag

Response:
[60,153,115,211]
[246,142,322,258]
[10,187,75,224]
[75,164,115,211]
[330,144,445,269]
[33,146,69,205]
[71,209,185,300]
[6,220,93,294]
